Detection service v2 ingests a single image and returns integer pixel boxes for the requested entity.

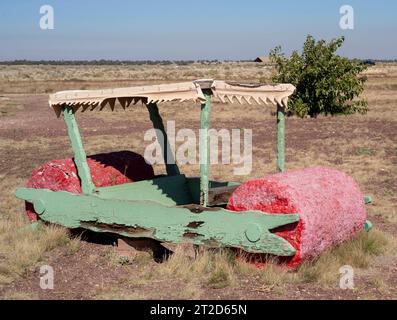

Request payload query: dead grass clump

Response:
[171,283,203,299]
[157,247,236,288]
[0,224,69,283]
[296,230,393,285]
[235,254,293,286]
[154,229,392,289]
[66,236,81,255]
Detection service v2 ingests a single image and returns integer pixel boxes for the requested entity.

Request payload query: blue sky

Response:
[0,0,396,60]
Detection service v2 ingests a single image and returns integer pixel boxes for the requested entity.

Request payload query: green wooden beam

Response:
[16,187,299,256]
[200,92,211,206]
[63,106,95,194]
[276,104,286,172]
[146,103,180,176]
[98,174,192,206]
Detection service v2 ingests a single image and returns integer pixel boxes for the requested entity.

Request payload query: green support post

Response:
[63,106,95,194]
[200,92,211,206]
[276,104,285,172]
[146,103,180,176]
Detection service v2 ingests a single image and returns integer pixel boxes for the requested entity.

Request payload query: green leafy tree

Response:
[269,35,368,118]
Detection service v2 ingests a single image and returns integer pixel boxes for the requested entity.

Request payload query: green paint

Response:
[186,177,240,205]
[33,199,46,214]
[364,195,372,204]
[146,103,180,176]
[16,187,299,256]
[364,220,373,232]
[63,107,95,194]
[277,104,285,172]
[98,174,192,206]
[245,223,262,243]
[200,92,211,206]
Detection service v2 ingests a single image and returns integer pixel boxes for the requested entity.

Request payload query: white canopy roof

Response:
[49,80,295,116]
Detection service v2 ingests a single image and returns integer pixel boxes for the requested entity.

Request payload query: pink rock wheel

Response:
[25,151,154,222]
[227,167,367,268]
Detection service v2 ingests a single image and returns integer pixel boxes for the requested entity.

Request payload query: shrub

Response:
[270,35,368,118]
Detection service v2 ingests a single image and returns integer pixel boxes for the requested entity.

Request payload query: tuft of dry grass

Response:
[235,254,293,286]
[155,247,236,289]
[0,224,69,282]
[0,178,72,285]
[66,236,81,255]
[296,230,394,286]
[153,229,394,290]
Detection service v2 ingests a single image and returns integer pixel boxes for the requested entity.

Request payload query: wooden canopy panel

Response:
[49,80,295,116]
[49,81,206,116]
[212,81,295,107]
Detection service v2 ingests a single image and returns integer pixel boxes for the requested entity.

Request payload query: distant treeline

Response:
[0,59,253,66]
[0,59,395,66]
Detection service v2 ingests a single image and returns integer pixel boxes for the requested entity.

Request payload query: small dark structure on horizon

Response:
[254,55,271,63]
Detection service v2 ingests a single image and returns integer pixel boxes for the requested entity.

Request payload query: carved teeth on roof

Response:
[243,96,252,105]
[48,80,295,116]
[218,95,226,103]
[259,96,269,105]
[253,96,261,104]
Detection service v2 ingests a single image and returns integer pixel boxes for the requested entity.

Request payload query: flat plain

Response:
[0,62,396,299]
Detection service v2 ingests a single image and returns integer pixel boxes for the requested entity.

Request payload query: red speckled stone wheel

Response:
[227,167,367,268]
[25,151,154,222]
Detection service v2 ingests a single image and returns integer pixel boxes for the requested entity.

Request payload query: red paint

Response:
[25,151,154,221]
[227,167,367,267]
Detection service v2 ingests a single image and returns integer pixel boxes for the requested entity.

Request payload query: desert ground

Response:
[0,62,396,300]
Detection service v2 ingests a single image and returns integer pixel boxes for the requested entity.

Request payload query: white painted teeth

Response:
[49,80,295,116]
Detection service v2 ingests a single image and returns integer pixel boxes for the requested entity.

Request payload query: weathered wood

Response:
[16,187,299,256]
[98,174,192,206]
[276,104,285,172]
[50,81,295,114]
[186,177,240,205]
[63,106,95,194]
[50,81,207,114]
[200,92,211,206]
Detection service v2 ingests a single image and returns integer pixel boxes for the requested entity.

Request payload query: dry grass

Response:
[0,62,396,298]
[2,291,38,300]
[112,229,394,294]
[66,237,81,255]
[155,247,236,289]
[0,96,24,117]
[0,177,71,285]
[296,230,394,286]
[0,62,271,94]
[0,224,69,284]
